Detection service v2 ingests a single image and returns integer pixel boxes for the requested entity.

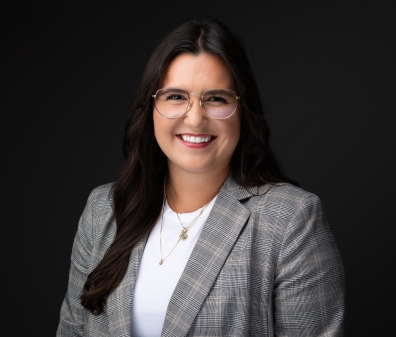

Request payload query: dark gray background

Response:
[2,0,394,336]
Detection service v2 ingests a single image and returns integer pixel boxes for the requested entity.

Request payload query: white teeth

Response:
[181,135,212,143]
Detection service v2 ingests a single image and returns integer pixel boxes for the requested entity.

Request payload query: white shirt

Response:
[130,196,217,337]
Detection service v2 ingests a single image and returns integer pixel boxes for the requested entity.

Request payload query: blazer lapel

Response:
[161,179,251,337]
[107,236,147,337]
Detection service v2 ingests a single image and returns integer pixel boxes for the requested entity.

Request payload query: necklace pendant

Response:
[179,228,188,241]
[159,259,164,265]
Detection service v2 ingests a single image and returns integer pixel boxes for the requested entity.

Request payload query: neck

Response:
[166,166,229,213]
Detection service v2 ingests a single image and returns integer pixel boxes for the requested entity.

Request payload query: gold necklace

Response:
[169,191,209,241]
[159,199,209,265]
[159,207,179,265]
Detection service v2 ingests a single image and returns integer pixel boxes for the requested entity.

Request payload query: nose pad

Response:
[183,96,208,125]
[186,96,205,112]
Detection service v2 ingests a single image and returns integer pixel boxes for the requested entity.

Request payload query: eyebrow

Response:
[160,88,188,94]
[204,89,234,97]
[160,88,235,96]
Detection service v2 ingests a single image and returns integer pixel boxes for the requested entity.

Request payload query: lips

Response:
[176,134,217,147]
[180,134,213,143]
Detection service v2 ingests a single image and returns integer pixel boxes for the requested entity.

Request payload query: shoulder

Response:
[243,183,325,227]
[223,176,324,223]
[256,183,320,207]
[77,182,116,262]
[80,182,115,233]
[89,182,114,202]
[86,182,114,211]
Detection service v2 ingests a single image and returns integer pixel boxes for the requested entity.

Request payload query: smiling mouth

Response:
[178,134,216,144]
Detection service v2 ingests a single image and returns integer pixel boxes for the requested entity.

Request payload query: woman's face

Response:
[153,52,241,177]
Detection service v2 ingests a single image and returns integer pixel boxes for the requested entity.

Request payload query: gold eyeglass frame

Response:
[152,88,241,119]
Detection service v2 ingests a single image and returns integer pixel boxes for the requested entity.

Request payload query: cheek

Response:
[153,111,166,138]
[214,120,241,161]
[224,117,241,146]
[153,111,176,151]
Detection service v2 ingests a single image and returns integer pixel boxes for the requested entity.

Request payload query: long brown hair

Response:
[81,17,298,315]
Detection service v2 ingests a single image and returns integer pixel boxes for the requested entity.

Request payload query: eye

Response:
[166,94,187,101]
[203,90,236,105]
[206,95,227,103]
[156,89,189,103]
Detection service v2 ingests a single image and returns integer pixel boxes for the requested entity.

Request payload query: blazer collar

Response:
[222,174,258,200]
[107,234,147,337]
[106,175,251,337]
[161,176,251,336]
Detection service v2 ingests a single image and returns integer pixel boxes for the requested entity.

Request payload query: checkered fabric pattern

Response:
[57,176,345,336]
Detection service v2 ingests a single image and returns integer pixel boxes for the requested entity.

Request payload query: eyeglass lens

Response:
[154,88,238,118]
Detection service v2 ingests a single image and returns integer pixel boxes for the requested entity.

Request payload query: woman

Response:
[57,18,345,336]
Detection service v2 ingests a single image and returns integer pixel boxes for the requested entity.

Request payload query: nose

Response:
[184,93,207,126]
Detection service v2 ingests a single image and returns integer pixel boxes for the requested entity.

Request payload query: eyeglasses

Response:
[152,88,240,119]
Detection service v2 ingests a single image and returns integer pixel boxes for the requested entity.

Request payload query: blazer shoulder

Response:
[257,183,317,199]
[87,182,114,208]
[256,182,319,203]
[80,182,116,260]
[82,182,115,233]
[90,182,114,201]
[247,183,324,224]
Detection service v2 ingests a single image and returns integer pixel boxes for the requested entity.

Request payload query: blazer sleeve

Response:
[56,189,97,336]
[274,194,346,336]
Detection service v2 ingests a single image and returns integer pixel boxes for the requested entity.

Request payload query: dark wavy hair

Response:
[81,17,298,315]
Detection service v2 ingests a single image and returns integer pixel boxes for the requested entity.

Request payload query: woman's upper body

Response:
[57,17,345,336]
[57,176,345,336]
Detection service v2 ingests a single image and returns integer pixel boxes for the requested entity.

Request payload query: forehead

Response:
[160,53,234,91]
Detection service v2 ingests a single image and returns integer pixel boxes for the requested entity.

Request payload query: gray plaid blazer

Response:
[57,176,345,336]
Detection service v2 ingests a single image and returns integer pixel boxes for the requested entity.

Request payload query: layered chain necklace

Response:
[159,192,210,265]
